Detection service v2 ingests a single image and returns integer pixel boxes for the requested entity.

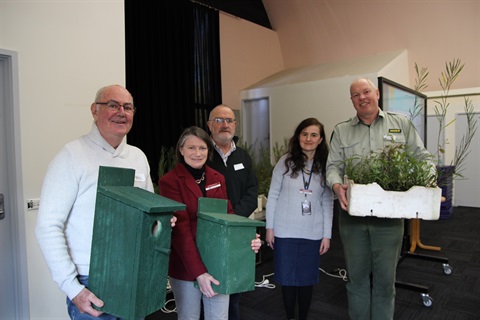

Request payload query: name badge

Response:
[300,189,313,195]
[234,163,245,171]
[383,134,397,142]
[301,199,312,215]
[206,182,221,191]
[389,129,401,133]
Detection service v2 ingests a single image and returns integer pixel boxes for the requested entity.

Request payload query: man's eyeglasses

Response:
[96,100,136,114]
[209,117,235,124]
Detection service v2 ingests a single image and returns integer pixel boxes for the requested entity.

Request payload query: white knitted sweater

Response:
[35,123,153,299]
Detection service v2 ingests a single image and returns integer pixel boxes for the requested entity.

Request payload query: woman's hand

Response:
[319,238,331,255]
[196,273,219,298]
[265,228,275,250]
[170,215,177,227]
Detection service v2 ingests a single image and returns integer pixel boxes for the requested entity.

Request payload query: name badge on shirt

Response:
[389,129,401,133]
[301,199,312,215]
[206,182,221,191]
[300,189,313,195]
[383,134,397,142]
[234,163,245,171]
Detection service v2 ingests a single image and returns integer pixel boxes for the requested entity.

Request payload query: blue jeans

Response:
[66,275,144,320]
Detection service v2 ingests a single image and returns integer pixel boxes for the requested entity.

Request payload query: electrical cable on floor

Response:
[160,297,177,313]
[319,267,348,281]
[161,273,278,313]
[161,278,177,314]
[255,272,276,289]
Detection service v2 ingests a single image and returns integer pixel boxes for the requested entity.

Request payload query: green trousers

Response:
[339,210,404,320]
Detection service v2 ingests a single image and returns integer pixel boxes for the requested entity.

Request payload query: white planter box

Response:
[346,179,442,220]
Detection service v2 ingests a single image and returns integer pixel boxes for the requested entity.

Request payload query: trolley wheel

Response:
[421,294,433,307]
[443,263,453,275]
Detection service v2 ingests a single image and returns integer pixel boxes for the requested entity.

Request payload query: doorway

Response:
[0,49,29,319]
[241,97,270,160]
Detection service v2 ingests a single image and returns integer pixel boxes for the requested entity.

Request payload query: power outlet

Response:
[27,199,40,211]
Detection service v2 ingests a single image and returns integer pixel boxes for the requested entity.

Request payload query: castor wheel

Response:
[442,263,453,275]
[421,293,433,307]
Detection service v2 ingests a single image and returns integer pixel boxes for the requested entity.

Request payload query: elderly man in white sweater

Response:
[35,85,170,319]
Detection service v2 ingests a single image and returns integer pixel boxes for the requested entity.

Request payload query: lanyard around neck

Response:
[301,161,314,190]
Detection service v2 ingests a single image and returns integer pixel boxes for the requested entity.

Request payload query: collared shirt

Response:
[212,140,236,166]
[208,139,258,218]
[326,108,433,189]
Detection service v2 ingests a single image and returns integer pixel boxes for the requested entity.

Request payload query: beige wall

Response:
[263,0,480,91]
[219,13,283,110]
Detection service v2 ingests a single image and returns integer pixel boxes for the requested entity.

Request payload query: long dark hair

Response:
[284,118,329,185]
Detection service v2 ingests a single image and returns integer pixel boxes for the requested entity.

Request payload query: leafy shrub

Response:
[345,144,437,191]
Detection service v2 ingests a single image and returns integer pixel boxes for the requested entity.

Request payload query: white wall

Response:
[0,1,126,318]
[240,51,409,148]
[425,88,480,165]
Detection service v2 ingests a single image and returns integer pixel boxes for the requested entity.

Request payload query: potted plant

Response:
[344,58,479,220]
[240,138,288,216]
[414,58,478,218]
[344,142,441,220]
[345,58,477,220]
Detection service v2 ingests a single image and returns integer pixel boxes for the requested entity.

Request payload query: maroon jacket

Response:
[159,162,233,281]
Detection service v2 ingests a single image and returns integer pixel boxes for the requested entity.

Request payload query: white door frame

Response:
[0,48,30,319]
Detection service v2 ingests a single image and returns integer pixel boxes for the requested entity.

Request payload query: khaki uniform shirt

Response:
[326,108,433,189]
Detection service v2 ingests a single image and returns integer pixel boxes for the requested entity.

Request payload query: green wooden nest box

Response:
[89,166,185,319]
[196,198,265,295]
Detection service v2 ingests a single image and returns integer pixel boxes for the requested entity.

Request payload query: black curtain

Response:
[125,0,221,184]
[193,4,222,129]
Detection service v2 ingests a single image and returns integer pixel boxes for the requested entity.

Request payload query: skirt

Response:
[273,237,321,286]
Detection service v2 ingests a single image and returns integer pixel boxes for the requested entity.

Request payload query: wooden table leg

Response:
[409,218,441,252]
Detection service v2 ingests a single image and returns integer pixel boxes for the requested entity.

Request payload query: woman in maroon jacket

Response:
[159,126,261,320]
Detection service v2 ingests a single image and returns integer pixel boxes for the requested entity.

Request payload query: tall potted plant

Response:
[414,58,478,218]
[344,58,477,220]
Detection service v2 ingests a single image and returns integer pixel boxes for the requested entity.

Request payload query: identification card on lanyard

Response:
[300,162,314,215]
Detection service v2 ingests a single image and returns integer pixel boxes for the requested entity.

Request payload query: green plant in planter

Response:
[158,146,176,178]
[414,58,478,186]
[240,138,288,196]
[345,143,437,192]
[154,146,176,194]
